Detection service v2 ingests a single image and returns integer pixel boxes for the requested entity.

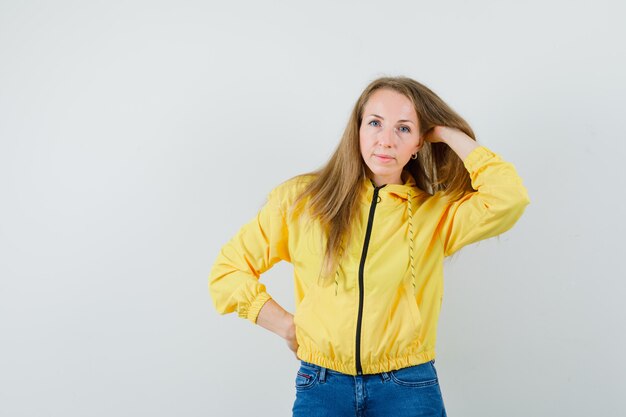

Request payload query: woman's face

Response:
[359,88,423,187]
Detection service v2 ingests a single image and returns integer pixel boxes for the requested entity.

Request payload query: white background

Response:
[1,1,625,416]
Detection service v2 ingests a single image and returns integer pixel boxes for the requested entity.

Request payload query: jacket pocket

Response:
[381,285,423,355]
[403,285,422,339]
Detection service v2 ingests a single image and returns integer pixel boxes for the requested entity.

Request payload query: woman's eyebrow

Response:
[367,114,415,125]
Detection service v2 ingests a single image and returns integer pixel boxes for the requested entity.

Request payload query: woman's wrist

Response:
[256,298,294,340]
[441,127,479,161]
[282,313,296,341]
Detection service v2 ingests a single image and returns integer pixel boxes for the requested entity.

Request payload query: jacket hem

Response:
[296,347,436,376]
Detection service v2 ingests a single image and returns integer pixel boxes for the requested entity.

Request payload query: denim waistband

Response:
[299,359,434,378]
[300,360,346,375]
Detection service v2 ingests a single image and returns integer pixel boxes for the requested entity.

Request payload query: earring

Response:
[411,152,418,159]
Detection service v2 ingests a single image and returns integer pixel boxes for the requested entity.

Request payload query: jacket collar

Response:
[361,170,424,204]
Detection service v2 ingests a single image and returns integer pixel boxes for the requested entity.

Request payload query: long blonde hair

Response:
[290,76,477,285]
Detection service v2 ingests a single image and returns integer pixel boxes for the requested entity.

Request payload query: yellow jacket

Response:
[208,146,530,375]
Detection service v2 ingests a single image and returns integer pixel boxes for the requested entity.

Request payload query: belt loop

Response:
[319,367,327,383]
[380,371,390,382]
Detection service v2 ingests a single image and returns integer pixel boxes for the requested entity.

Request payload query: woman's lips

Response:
[374,154,394,162]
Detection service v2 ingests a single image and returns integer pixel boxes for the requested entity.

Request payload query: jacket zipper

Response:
[355,182,385,375]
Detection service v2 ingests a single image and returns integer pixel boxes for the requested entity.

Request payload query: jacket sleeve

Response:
[440,145,530,257]
[208,186,291,324]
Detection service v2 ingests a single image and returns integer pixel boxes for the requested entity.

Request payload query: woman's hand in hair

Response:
[423,126,460,143]
[425,126,479,161]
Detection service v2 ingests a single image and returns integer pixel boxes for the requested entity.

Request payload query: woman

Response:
[208,76,530,416]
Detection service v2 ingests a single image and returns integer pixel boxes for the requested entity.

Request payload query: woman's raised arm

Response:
[429,127,531,257]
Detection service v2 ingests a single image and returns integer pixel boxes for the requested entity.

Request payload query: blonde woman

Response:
[209,76,530,416]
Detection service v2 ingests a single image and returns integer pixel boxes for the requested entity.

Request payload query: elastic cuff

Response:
[246,292,273,324]
[462,145,497,172]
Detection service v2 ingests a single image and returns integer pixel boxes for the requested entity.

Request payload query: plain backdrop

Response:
[1,0,625,416]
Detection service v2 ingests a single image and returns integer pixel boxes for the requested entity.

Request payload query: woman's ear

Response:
[416,135,425,152]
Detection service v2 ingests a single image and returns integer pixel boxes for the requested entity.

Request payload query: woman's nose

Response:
[378,127,395,146]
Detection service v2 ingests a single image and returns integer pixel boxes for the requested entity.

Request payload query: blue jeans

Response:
[292,360,447,417]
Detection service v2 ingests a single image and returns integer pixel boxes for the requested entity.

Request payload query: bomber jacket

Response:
[208,145,530,376]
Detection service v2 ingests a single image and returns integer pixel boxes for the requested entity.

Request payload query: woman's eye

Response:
[367,120,409,133]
